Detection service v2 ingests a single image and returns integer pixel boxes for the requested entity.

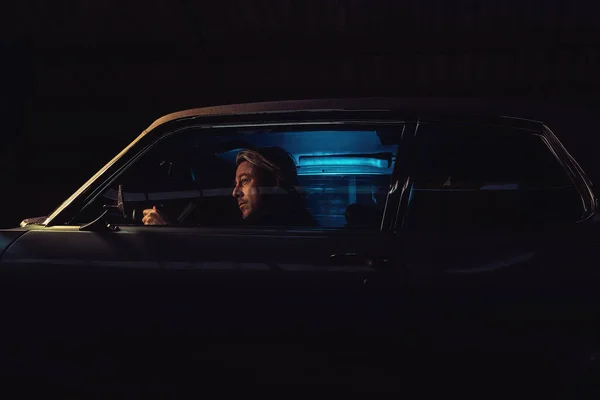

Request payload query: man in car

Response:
[142,147,315,226]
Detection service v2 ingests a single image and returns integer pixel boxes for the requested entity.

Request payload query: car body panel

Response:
[0,229,27,260]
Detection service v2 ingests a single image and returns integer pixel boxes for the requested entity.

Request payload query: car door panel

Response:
[0,226,403,372]
[0,228,406,386]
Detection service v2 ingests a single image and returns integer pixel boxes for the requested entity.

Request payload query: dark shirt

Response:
[247,208,317,227]
[177,197,317,227]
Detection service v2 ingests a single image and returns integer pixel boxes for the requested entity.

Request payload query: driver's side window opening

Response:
[75,126,401,229]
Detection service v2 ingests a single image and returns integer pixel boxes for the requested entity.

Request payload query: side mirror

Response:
[20,216,48,227]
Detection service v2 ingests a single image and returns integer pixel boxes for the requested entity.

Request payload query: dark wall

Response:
[1,41,34,226]
[2,0,600,228]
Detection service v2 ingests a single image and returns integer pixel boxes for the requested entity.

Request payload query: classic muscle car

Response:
[1,98,598,393]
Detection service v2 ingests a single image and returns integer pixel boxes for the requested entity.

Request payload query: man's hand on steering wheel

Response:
[142,205,169,225]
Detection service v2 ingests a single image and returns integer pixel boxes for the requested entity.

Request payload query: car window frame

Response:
[46,118,413,233]
[542,124,597,219]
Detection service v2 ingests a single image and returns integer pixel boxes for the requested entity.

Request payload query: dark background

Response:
[1,0,599,228]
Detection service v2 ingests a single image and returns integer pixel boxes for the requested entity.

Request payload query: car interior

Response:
[85,128,399,229]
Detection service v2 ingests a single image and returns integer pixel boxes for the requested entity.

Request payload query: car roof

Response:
[145,97,545,133]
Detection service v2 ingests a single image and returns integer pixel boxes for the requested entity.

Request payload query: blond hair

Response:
[236,148,297,189]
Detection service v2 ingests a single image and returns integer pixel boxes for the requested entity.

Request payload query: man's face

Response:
[232,161,263,219]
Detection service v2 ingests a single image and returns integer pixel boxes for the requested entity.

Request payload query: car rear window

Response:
[403,123,583,231]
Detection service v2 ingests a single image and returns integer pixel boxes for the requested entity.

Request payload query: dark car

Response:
[1,98,599,394]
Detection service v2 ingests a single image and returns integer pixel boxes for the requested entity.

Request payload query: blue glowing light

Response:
[298,156,390,169]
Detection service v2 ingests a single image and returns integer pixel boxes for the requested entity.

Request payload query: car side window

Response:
[74,126,400,230]
[403,122,584,232]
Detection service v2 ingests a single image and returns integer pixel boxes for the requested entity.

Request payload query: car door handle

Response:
[329,253,390,268]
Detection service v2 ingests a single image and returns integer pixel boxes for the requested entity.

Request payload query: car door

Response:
[395,120,595,375]
[0,120,411,383]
